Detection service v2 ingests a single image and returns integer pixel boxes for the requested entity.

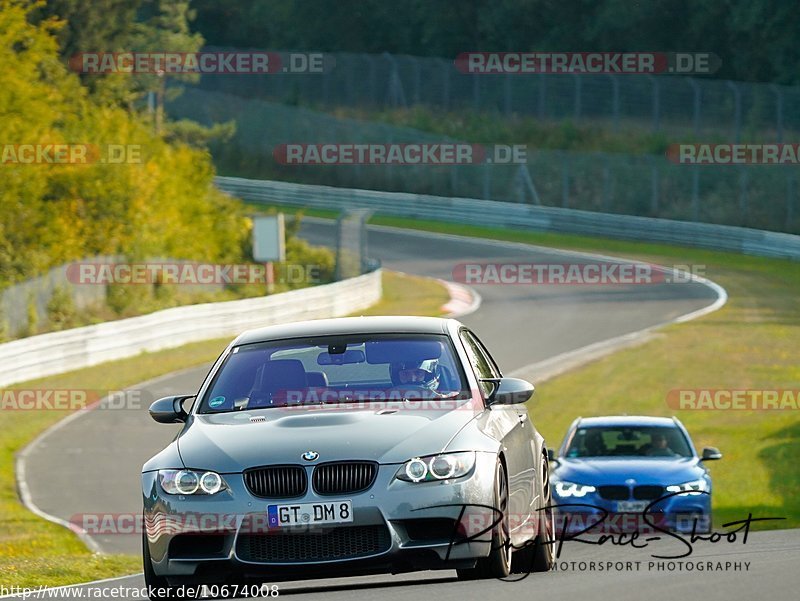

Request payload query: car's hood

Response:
[177,401,481,472]
[553,457,704,486]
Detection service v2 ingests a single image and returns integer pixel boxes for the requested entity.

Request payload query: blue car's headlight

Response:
[665,479,708,494]
[554,481,597,497]
[396,452,475,482]
[159,469,227,495]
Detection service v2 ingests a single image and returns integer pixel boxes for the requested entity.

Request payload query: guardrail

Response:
[0,270,381,388]
[216,176,800,261]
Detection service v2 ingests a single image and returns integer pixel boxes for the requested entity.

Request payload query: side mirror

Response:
[484,377,535,405]
[149,395,194,424]
[700,447,722,461]
[547,448,556,462]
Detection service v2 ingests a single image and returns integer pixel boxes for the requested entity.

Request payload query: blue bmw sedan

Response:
[550,416,722,534]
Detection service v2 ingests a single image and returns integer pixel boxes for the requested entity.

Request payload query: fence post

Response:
[770,84,784,142]
[608,75,620,132]
[412,57,421,105]
[650,158,660,215]
[726,81,742,143]
[504,74,512,116]
[367,55,377,107]
[691,168,700,221]
[602,158,611,211]
[573,74,582,122]
[648,75,661,132]
[482,162,491,199]
[384,53,407,108]
[440,59,451,111]
[738,167,748,225]
[538,74,547,119]
[561,154,570,207]
[687,78,701,137]
[788,174,796,230]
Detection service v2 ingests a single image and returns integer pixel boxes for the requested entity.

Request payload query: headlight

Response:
[554,481,597,497]
[395,452,475,483]
[159,469,228,495]
[665,479,708,494]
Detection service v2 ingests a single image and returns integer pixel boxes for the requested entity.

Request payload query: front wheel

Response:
[457,459,512,580]
[511,455,554,574]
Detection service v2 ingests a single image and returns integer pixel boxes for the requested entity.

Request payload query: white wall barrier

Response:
[0,270,382,388]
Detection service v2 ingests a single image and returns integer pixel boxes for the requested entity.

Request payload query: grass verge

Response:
[0,270,448,587]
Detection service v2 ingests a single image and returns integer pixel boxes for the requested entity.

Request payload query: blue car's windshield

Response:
[198,334,469,413]
[565,426,693,458]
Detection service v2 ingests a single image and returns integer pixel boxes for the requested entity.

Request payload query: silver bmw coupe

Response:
[142,316,553,594]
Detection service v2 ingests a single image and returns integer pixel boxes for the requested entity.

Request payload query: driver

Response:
[645,432,676,457]
[390,360,440,393]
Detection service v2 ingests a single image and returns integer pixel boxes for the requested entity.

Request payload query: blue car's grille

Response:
[633,485,664,500]
[598,485,666,501]
[312,462,378,495]
[244,466,307,498]
[598,485,629,500]
[237,525,391,563]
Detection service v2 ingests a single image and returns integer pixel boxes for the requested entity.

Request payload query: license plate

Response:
[267,501,353,527]
[617,501,648,513]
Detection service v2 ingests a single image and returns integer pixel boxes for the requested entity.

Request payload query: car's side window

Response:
[468,331,502,377]
[460,330,497,398]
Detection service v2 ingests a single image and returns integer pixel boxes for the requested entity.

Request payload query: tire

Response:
[511,454,554,574]
[457,459,512,580]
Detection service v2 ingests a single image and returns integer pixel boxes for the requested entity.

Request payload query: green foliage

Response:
[0,0,248,290]
[23,294,39,338]
[45,285,77,330]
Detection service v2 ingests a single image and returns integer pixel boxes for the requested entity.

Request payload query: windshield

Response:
[198,334,468,413]
[564,426,693,458]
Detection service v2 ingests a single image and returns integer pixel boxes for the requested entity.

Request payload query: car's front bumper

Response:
[142,453,499,583]
[552,490,712,535]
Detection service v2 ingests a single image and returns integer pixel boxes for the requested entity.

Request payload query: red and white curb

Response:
[439,279,482,318]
